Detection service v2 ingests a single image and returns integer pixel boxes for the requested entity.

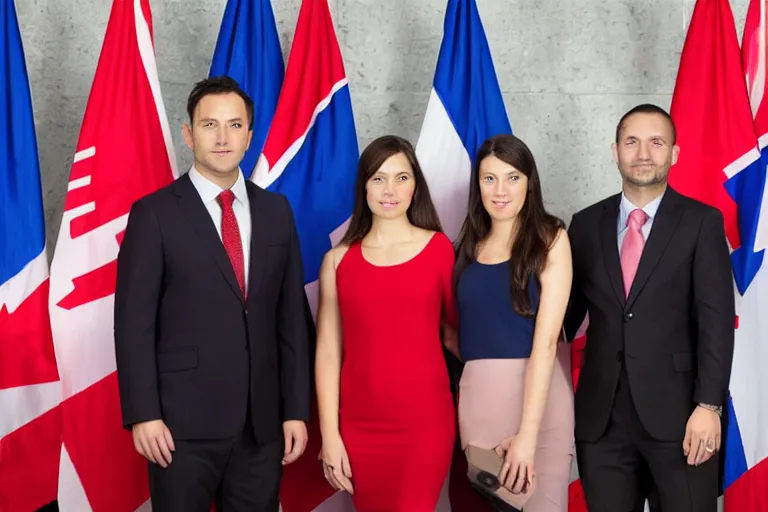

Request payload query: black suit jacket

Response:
[114,173,311,442]
[564,186,735,443]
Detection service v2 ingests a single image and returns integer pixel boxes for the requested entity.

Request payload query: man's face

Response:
[613,112,679,188]
[182,92,252,178]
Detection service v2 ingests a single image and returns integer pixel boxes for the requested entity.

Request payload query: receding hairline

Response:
[616,111,676,144]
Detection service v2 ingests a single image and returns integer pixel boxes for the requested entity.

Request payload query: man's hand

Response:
[132,419,175,468]
[282,420,308,465]
[683,406,721,466]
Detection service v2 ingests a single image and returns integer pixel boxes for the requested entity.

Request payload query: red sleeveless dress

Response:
[336,232,457,511]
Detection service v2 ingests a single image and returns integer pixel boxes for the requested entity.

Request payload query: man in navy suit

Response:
[114,76,311,512]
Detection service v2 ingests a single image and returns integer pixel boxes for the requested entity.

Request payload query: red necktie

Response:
[217,190,246,297]
[620,208,648,298]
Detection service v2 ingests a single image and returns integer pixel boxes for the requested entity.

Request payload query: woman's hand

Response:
[320,434,354,495]
[495,431,536,494]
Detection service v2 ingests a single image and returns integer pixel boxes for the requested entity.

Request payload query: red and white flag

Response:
[48,0,178,510]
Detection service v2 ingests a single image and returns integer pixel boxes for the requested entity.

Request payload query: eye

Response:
[232,122,242,129]
[482,176,494,182]
[397,175,409,181]
[509,175,519,181]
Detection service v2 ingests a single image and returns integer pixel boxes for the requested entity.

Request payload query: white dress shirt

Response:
[188,166,252,284]
[617,189,665,252]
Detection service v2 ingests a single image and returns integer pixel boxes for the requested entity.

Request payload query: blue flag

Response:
[0,0,46,282]
[210,0,284,179]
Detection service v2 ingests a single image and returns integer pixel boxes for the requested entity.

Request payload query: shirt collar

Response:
[619,188,664,227]
[188,165,248,206]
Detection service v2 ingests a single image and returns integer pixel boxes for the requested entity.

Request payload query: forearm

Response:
[518,338,558,439]
[693,210,736,407]
[315,347,342,439]
[114,201,163,427]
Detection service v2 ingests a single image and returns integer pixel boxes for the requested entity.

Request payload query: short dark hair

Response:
[186,76,254,130]
[339,135,443,246]
[615,104,676,145]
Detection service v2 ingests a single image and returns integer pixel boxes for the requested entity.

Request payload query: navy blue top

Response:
[456,260,539,361]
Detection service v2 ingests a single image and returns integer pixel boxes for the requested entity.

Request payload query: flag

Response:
[0,0,62,510]
[209,0,284,179]
[48,0,178,510]
[414,0,512,509]
[250,0,358,509]
[668,0,768,510]
[722,0,768,509]
[415,0,512,241]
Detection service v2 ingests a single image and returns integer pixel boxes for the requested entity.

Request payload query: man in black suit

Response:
[114,76,310,512]
[565,104,735,511]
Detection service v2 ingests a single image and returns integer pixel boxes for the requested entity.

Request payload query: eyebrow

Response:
[198,117,245,124]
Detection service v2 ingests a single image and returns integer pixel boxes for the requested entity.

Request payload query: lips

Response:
[380,201,399,209]
[491,201,509,208]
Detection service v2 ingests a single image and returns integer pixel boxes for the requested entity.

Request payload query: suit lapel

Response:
[625,187,683,308]
[599,194,626,306]
[246,182,267,299]
[174,173,244,303]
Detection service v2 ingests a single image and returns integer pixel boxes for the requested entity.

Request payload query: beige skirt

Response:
[458,342,575,512]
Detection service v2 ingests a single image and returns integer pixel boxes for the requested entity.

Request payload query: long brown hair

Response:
[454,134,564,317]
[339,135,443,245]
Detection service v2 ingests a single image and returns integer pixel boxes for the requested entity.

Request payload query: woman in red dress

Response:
[314,135,459,511]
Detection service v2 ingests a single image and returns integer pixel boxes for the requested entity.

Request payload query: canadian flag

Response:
[48,0,178,510]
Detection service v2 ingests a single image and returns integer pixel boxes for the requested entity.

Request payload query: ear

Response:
[611,142,619,164]
[671,144,680,166]
[182,123,194,151]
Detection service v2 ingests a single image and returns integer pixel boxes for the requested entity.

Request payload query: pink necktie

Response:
[620,208,648,298]
[217,190,246,298]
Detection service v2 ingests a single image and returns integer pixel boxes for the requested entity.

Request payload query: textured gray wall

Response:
[17,0,750,251]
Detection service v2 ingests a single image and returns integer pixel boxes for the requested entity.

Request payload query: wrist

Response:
[697,403,723,417]
[517,425,538,441]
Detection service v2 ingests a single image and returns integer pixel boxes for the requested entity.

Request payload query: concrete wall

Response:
[16,0,749,249]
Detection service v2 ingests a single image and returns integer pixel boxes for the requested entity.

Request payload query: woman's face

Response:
[478,154,528,223]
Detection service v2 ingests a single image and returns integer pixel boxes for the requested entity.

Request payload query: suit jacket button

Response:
[625,312,633,320]
[244,309,249,315]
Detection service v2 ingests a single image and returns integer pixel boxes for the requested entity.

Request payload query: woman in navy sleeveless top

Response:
[454,135,575,511]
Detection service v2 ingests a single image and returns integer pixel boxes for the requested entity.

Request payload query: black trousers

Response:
[148,411,283,512]
[576,367,719,512]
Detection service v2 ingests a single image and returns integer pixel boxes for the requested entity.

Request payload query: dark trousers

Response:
[148,411,283,512]
[576,367,719,512]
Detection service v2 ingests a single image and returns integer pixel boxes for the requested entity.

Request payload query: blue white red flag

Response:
[209,0,284,179]
[0,1,62,510]
[415,1,514,510]
[669,1,768,510]
[48,0,178,510]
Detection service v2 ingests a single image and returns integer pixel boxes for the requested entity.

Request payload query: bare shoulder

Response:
[323,244,352,272]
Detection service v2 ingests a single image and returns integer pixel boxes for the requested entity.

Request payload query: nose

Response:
[382,179,394,195]
[216,125,228,146]
[638,141,651,160]
[493,179,506,196]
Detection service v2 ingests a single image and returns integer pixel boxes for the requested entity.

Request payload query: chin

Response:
[372,207,407,220]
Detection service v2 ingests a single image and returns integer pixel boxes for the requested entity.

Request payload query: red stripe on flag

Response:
[0,279,58,389]
[724,456,768,512]
[261,0,347,169]
[0,405,61,512]
[61,372,148,512]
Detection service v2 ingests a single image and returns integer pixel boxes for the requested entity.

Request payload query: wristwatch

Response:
[698,403,723,417]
